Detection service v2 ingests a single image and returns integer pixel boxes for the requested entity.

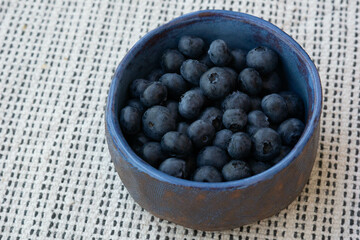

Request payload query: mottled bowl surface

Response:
[105,10,322,230]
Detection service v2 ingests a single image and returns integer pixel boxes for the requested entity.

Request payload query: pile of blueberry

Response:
[119,36,305,182]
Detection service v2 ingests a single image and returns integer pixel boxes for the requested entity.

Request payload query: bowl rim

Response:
[106,10,322,190]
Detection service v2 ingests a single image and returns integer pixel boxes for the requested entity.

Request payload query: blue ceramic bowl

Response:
[105,10,322,230]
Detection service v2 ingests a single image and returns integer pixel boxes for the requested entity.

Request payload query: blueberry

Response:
[248,110,270,128]
[262,72,281,94]
[159,73,188,99]
[250,97,262,111]
[238,68,262,96]
[178,88,206,119]
[221,91,251,113]
[127,98,145,114]
[129,132,150,155]
[177,122,189,135]
[277,118,305,146]
[222,109,247,132]
[222,160,251,181]
[161,131,192,157]
[178,35,205,58]
[261,94,288,124]
[197,146,229,170]
[142,106,176,140]
[208,39,232,66]
[140,82,167,107]
[213,129,233,150]
[200,67,233,100]
[148,68,164,82]
[246,46,278,75]
[120,106,141,135]
[223,67,238,89]
[187,120,215,148]
[227,132,252,159]
[159,158,187,178]
[231,49,247,72]
[180,60,208,85]
[193,166,222,182]
[200,107,223,131]
[272,146,291,165]
[252,128,281,162]
[248,160,271,175]
[246,125,260,136]
[142,142,167,167]
[161,49,185,73]
[280,91,304,119]
[129,78,151,98]
[199,53,215,68]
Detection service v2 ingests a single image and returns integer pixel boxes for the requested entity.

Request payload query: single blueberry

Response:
[197,146,229,170]
[147,68,164,82]
[129,78,151,98]
[161,49,185,73]
[261,93,288,124]
[159,73,188,99]
[142,106,176,140]
[159,158,187,178]
[140,82,167,107]
[246,46,279,75]
[252,128,282,162]
[280,91,305,119]
[178,35,205,58]
[177,122,189,135]
[213,129,233,150]
[199,53,215,68]
[222,109,247,132]
[187,119,215,149]
[180,59,208,85]
[248,110,270,128]
[200,67,233,100]
[200,107,223,131]
[221,91,251,113]
[231,49,247,72]
[127,98,145,114]
[165,100,180,122]
[227,132,252,159]
[129,132,150,155]
[142,142,167,167]
[161,131,192,157]
[119,106,141,135]
[178,88,206,119]
[272,146,291,165]
[193,166,222,182]
[222,160,251,181]
[248,160,271,175]
[277,118,305,146]
[250,97,262,111]
[262,72,281,94]
[238,68,262,96]
[208,39,232,66]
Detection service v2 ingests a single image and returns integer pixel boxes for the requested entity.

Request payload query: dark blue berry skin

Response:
[161,49,185,73]
[159,158,187,178]
[231,49,247,72]
[261,94,288,124]
[222,109,248,132]
[246,125,260,136]
[280,91,304,119]
[248,110,270,128]
[262,72,281,95]
[129,132,150,155]
[177,122,189,135]
[200,67,233,100]
[140,82,168,107]
[127,99,145,114]
[159,73,188,99]
[193,166,222,182]
[223,67,238,89]
[277,118,305,146]
[142,142,167,167]
[200,107,223,131]
[178,88,205,119]
[161,131,192,157]
[221,91,251,113]
[222,160,251,181]
[187,120,215,149]
[227,132,252,159]
[213,129,233,151]
[252,128,282,162]
[250,97,262,111]
[197,146,229,170]
[166,100,180,122]
[208,39,232,66]
[180,60,208,85]
[148,68,164,82]
[272,146,291,165]
[239,68,262,96]
[120,106,141,135]
[130,78,151,98]
[178,35,205,58]
[199,53,215,68]
[142,106,176,141]
[248,160,271,175]
[246,46,279,75]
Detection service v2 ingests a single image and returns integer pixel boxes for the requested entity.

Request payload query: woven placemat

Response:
[0,0,358,239]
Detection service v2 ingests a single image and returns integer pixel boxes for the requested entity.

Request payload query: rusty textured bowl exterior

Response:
[105,10,322,230]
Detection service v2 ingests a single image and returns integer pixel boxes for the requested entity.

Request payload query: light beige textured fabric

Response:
[0,0,358,239]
